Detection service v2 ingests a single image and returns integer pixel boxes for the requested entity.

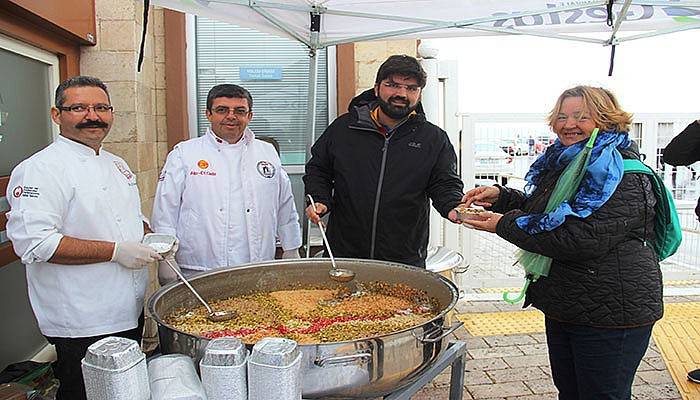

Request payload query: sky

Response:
[424,29,700,115]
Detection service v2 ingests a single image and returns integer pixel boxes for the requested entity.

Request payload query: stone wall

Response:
[80,0,167,345]
[353,40,418,94]
[81,0,166,219]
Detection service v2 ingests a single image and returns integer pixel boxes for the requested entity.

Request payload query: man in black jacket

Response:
[663,118,700,384]
[303,55,464,267]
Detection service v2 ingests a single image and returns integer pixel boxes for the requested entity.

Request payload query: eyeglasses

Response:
[381,81,421,94]
[212,106,250,117]
[57,104,114,114]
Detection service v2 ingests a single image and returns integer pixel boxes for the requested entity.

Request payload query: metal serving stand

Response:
[383,341,467,400]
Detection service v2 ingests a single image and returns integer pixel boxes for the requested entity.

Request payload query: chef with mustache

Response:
[6,76,160,400]
[151,84,301,281]
[304,55,464,267]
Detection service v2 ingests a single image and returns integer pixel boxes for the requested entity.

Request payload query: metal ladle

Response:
[160,258,237,322]
[306,194,356,283]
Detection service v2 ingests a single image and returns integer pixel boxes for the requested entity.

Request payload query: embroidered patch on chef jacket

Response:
[158,169,166,182]
[198,159,209,169]
[257,161,276,178]
[114,161,137,186]
[13,185,39,198]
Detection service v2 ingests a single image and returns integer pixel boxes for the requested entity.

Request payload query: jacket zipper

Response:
[370,137,390,258]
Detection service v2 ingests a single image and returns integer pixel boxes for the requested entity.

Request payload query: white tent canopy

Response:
[153,0,700,49]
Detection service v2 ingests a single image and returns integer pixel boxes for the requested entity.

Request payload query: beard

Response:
[377,95,417,120]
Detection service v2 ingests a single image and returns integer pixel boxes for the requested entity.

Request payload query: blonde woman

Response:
[463,86,662,400]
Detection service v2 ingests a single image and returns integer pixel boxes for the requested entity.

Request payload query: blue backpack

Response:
[623,159,682,261]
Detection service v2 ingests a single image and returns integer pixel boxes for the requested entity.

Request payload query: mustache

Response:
[76,120,108,129]
[388,96,409,105]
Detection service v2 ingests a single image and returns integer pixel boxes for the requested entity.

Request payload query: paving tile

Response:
[505,394,558,400]
[465,357,510,372]
[504,354,550,368]
[413,386,475,400]
[469,345,524,360]
[483,334,538,347]
[487,367,548,383]
[517,343,549,356]
[636,369,676,385]
[467,381,532,398]
[632,374,646,386]
[529,333,548,343]
[524,378,558,394]
[457,302,502,313]
[432,368,493,387]
[465,337,492,349]
[644,356,670,371]
[631,383,681,399]
[636,359,656,371]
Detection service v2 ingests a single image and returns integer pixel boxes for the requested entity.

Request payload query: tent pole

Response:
[304,10,321,258]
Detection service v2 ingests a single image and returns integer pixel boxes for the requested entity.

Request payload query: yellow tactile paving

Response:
[665,280,700,287]
[457,309,545,336]
[475,287,521,294]
[652,302,700,400]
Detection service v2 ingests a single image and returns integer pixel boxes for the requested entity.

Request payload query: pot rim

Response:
[147,258,459,346]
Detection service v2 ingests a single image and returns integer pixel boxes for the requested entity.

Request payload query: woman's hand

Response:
[462,212,502,233]
[462,186,500,208]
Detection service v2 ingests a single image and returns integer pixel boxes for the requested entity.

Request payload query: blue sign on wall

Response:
[240,66,283,81]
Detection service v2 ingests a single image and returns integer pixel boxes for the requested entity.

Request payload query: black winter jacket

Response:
[492,144,663,327]
[663,120,700,220]
[303,89,463,267]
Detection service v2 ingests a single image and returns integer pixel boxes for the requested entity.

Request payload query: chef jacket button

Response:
[246,209,250,212]
[219,208,223,212]
[102,187,107,191]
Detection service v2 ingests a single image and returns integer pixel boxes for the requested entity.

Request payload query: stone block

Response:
[106,112,138,143]
[469,345,524,360]
[465,357,509,372]
[143,115,156,143]
[504,354,550,369]
[155,62,166,89]
[487,367,548,383]
[136,169,158,201]
[137,142,157,172]
[95,0,136,20]
[386,39,417,57]
[356,61,380,91]
[155,88,167,116]
[467,381,531,398]
[354,41,387,63]
[107,82,137,113]
[136,113,147,142]
[157,142,168,170]
[523,378,558,394]
[156,115,168,142]
[141,197,153,220]
[137,83,154,115]
[154,35,165,63]
[484,335,537,347]
[518,343,549,356]
[102,142,137,169]
[100,20,137,51]
[151,7,164,36]
[81,51,137,82]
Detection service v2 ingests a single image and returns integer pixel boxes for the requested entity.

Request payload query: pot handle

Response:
[415,321,463,344]
[315,352,372,367]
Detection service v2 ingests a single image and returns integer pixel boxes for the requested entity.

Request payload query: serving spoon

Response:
[146,235,237,322]
[306,194,356,283]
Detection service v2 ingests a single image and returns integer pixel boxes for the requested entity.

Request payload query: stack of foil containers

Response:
[81,337,150,400]
[200,337,248,400]
[247,337,303,400]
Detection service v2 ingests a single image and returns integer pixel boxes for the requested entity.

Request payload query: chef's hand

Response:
[305,202,328,225]
[111,242,162,270]
[448,208,461,224]
[462,186,500,208]
[462,212,502,233]
[281,248,301,259]
[158,256,181,285]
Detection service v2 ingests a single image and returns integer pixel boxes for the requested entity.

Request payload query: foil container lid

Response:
[249,337,299,367]
[83,337,144,371]
[200,337,247,367]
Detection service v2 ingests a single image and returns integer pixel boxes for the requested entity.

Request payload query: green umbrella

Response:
[503,128,599,304]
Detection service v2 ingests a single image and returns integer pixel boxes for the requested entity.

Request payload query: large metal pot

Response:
[147,258,460,398]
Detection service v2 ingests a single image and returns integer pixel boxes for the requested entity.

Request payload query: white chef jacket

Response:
[151,128,302,271]
[6,135,148,338]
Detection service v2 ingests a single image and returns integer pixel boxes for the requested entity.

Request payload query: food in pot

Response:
[164,282,438,344]
[455,205,489,221]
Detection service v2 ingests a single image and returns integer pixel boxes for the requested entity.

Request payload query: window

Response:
[194,17,329,165]
[0,34,59,252]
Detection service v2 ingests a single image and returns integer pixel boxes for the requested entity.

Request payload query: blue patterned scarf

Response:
[515,131,632,234]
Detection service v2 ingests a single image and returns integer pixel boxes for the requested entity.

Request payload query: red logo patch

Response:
[12,186,23,198]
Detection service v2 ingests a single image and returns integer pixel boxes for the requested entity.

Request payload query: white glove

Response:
[111,242,162,270]
[282,248,301,259]
[158,256,181,285]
